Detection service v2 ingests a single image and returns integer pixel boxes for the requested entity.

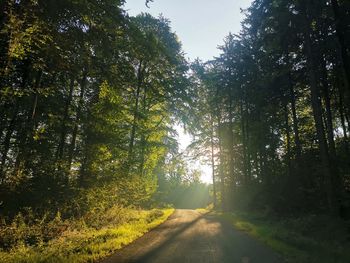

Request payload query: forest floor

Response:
[218,211,350,263]
[101,209,283,263]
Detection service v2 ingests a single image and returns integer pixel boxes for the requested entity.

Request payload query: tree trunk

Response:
[320,59,337,157]
[288,74,302,158]
[303,9,338,214]
[0,101,19,177]
[245,103,251,181]
[14,70,42,173]
[284,101,292,178]
[228,94,235,193]
[128,61,143,169]
[240,99,249,185]
[217,119,226,211]
[215,88,226,211]
[210,114,217,208]
[68,72,87,170]
[139,80,148,176]
[331,0,350,90]
[338,84,349,152]
[225,85,235,210]
[56,77,74,160]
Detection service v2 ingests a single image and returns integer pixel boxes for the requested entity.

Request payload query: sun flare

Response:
[175,125,213,185]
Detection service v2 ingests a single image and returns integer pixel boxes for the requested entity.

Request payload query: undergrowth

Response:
[218,211,350,263]
[0,206,174,263]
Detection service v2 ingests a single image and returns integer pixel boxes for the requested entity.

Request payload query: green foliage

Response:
[188,0,350,216]
[0,0,188,221]
[155,155,212,209]
[0,3,189,260]
[0,2,189,260]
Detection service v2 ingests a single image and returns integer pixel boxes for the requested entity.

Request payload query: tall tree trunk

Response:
[139,81,148,176]
[217,119,226,211]
[288,74,302,158]
[303,8,338,214]
[254,150,259,179]
[346,113,350,136]
[56,77,74,160]
[245,103,251,181]
[226,87,236,210]
[215,88,226,211]
[320,59,337,156]
[228,95,235,193]
[0,101,19,177]
[338,84,349,152]
[240,99,249,185]
[128,61,143,169]
[260,141,269,187]
[79,71,103,187]
[68,72,87,170]
[331,0,350,88]
[210,114,217,208]
[284,101,292,178]
[14,70,42,173]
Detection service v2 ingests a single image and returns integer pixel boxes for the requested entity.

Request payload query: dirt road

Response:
[101,209,284,263]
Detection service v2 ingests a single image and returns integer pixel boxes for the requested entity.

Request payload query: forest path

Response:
[101,209,284,263]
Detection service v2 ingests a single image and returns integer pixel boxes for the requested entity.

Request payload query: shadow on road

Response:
[101,210,283,263]
[134,212,206,262]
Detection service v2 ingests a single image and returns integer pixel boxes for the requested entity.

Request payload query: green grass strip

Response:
[0,208,174,263]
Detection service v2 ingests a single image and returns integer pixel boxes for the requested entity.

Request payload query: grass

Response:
[195,204,214,214]
[0,207,174,263]
[195,208,210,214]
[217,211,350,263]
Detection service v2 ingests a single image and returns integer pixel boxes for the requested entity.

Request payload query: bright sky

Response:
[124,0,252,61]
[124,0,253,183]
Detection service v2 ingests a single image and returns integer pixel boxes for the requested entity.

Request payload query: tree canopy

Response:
[189,0,350,216]
[1,0,350,220]
[0,0,191,215]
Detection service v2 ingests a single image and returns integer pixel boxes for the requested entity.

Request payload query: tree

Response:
[189,0,350,216]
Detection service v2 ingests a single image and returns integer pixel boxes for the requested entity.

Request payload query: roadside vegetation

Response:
[218,211,350,263]
[0,1,184,262]
[0,204,174,263]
